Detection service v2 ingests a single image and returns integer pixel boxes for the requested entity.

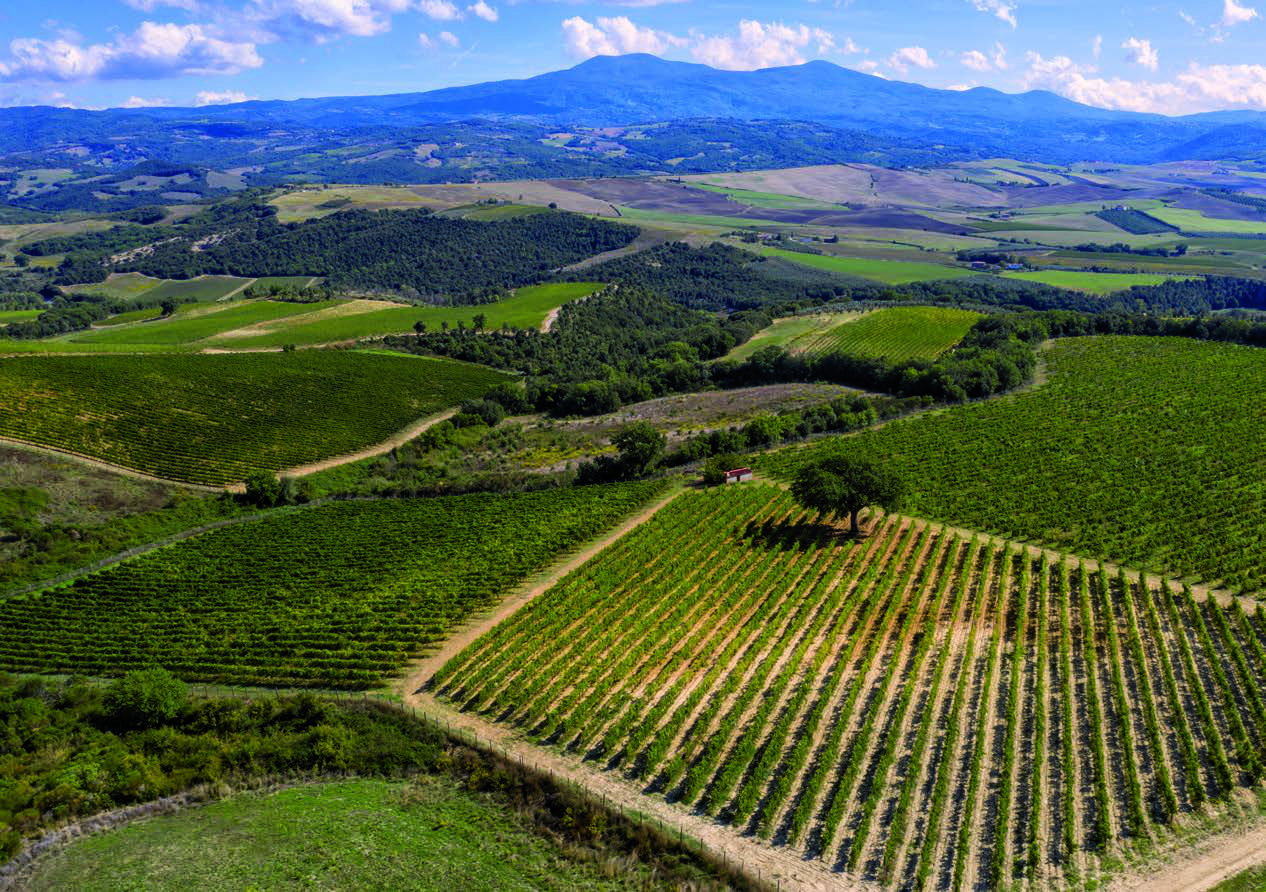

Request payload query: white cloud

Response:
[969,0,1017,29]
[468,1,497,22]
[0,21,261,82]
[1023,51,1266,113]
[1179,10,1197,26]
[125,0,201,11]
[992,42,1008,69]
[888,45,935,73]
[418,31,435,48]
[419,0,462,21]
[439,30,459,47]
[1122,37,1158,72]
[121,94,171,107]
[961,49,991,72]
[562,15,684,59]
[1092,34,1103,59]
[1223,0,1259,26]
[195,88,254,105]
[691,20,835,70]
[841,37,861,54]
[255,0,414,39]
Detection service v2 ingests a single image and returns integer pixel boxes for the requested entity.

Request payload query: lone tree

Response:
[791,454,905,537]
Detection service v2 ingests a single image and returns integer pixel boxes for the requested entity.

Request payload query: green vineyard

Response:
[436,485,1266,887]
[0,352,508,485]
[792,306,982,361]
[765,336,1266,592]
[0,483,665,687]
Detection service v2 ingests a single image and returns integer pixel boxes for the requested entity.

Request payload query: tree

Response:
[243,470,283,507]
[159,299,177,317]
[612,422,666,475]
[791,454,905,536]
[473,313,487,333]
[413,320,427,335]
[702,452,745,485]
[103,667,188,729]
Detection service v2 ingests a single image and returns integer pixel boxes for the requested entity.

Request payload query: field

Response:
[744,245,974,285]
[0,352,508,485]
[1148,207,1266,235]
[69,299,342,346]
[765,337,1266,592]
[723,312,864,362]
[25,778,661,891]
[0,309,40,326]
[1000,270,1187,294]
[436,484,1266,887]
[64,272,162,300]
[792,306,982,361]
[0,482,664,686]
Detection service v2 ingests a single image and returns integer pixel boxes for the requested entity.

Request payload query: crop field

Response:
[69,299,342,346]
[1000,270,1187,294]
[1149,207,1266,235]
[723,312,864,362]
[140,275,252,302]
[0,309,40,325]
[0,352,508,485]
[0,482,664,687]
[745,246,974,285]
[792,306,982,361]
[766,337,1266,592]
[436,484,1266,887]
[64,272,162,300]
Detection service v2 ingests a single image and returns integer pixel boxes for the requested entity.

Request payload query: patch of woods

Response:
[0,672,755,891]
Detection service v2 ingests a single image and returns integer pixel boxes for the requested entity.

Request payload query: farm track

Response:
[273,408,457,480]
[426,485,1266,890]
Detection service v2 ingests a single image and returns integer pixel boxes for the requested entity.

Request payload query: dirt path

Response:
[275,409,457,480]
[1111,819,1266,892]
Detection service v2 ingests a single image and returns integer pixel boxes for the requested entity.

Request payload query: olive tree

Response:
[791,453,905,536]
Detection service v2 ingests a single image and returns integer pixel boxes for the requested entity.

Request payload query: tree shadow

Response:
[742,516,861,551]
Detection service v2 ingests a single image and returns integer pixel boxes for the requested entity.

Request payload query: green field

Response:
[0,352,508,484]
[0,483,664,686]
[64,272,162,300]
[438,483,1266,887]
[26,778,661,891]
[1149,206,1266,235]
[764,336,1266,591]
[748,245,975,285]
[692,183,837,210]
[0,309,40,325]
[450,203,551,221]
[723,312,863,362]
[140,276,252,302]
[69,300,342,346]
[210,283,603,348]
[1001,270,1188,294]
[793,306,982,360]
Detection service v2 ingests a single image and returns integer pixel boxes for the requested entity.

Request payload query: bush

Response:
[460,398,507,427]
[102,668,188,730]
[243,470,282,507]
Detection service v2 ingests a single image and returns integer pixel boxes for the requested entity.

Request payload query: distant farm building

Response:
[724,468,754,484]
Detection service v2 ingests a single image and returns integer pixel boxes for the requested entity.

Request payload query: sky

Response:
[0,1,1263,115]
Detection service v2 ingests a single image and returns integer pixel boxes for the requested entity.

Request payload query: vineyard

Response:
[0,482,665,687]
[764,336,1266,592]
[791,306,982,361]
[435,484,1266,887]
[0,352,508,485]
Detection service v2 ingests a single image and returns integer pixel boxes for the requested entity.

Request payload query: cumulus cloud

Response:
[969,0,1017,29]
[1223,0,1259,26]
[1023,50,1266,113]
[1122,37,1158,71]
[253,0,413,40]
[1092,34,1103,59]
[961,50,991,72]
[121,94,171,107]
[125,0,201,10]
[562,15,685,59]
[468,1,497,22]
[692,20,836,70]
[419,0,461,21]
[0,21,262,82]
[439,30,460,47]
[888,45,935,73]
[195,88,254,105]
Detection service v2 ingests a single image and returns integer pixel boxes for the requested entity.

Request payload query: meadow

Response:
[1001,270,1186,294]
[0,352,507,485]
[765,337,1266,592]
[791,306,982,360]
[746,245,974,285]
[69,299,342,346]
[0,482,664,687]
[1149,207,1266,235]
[437,484,1266,887]
[722,312,863,362]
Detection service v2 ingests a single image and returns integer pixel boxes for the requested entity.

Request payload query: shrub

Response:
[102,668,188,730]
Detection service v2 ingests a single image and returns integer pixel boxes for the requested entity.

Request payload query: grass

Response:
[723,312,862,362]
[451,203,551,221]
[1001,270,1191,294]
[0,310,41,325]
[692,183,838,210]
[1149,206,1266,235]
[249,275,321,290]
[0,483,665,686]
[140,276,252,302]
[0,352,509,485]
[26,778,664,892]
[764,336,1266,592]
[68,300,342,346]
[794,305,983,360]
[1210,864,1266,891]
[64,273,162,301]
[745,245,974,285]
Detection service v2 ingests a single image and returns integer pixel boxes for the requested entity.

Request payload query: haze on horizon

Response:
[0,0,1263,117]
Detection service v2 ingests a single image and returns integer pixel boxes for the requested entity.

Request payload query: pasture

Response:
[745,246,974,285]
[1001,270,1187,294]
[765,336,1266,592]
[792,306,982,361]
[0,352,508,484]
[1149,206,1266,235]
[723,312,864,362]
[438,484,1266,887]
[0,483,664,686]
[69,299,341,346]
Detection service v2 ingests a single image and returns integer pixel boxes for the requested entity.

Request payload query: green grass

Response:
[140,276,253,302]
[0,483,665,686]
[214,282,603,348]
[69,300,342,346]
[723,313,862,362]
[0,309,40,325]
[1210,864,1266,892]
[453,203,551,221]
[1149,207,1266,235]
[95,307,163,326]
[1001,270,1190,294]
[794,306,983,360]
[64,273,162,301]
[249,275,321,290]
[747,245,975,285]
[763,336,1266,592]
[692,183,837,210]
[0,352,509,485]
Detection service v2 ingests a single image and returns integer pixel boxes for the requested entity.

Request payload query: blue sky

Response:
[0,1,1262,114]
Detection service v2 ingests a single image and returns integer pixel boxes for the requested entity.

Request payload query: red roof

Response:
[725,467,752,476]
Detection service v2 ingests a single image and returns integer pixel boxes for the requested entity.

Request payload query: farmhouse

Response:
[724,467,753,484]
